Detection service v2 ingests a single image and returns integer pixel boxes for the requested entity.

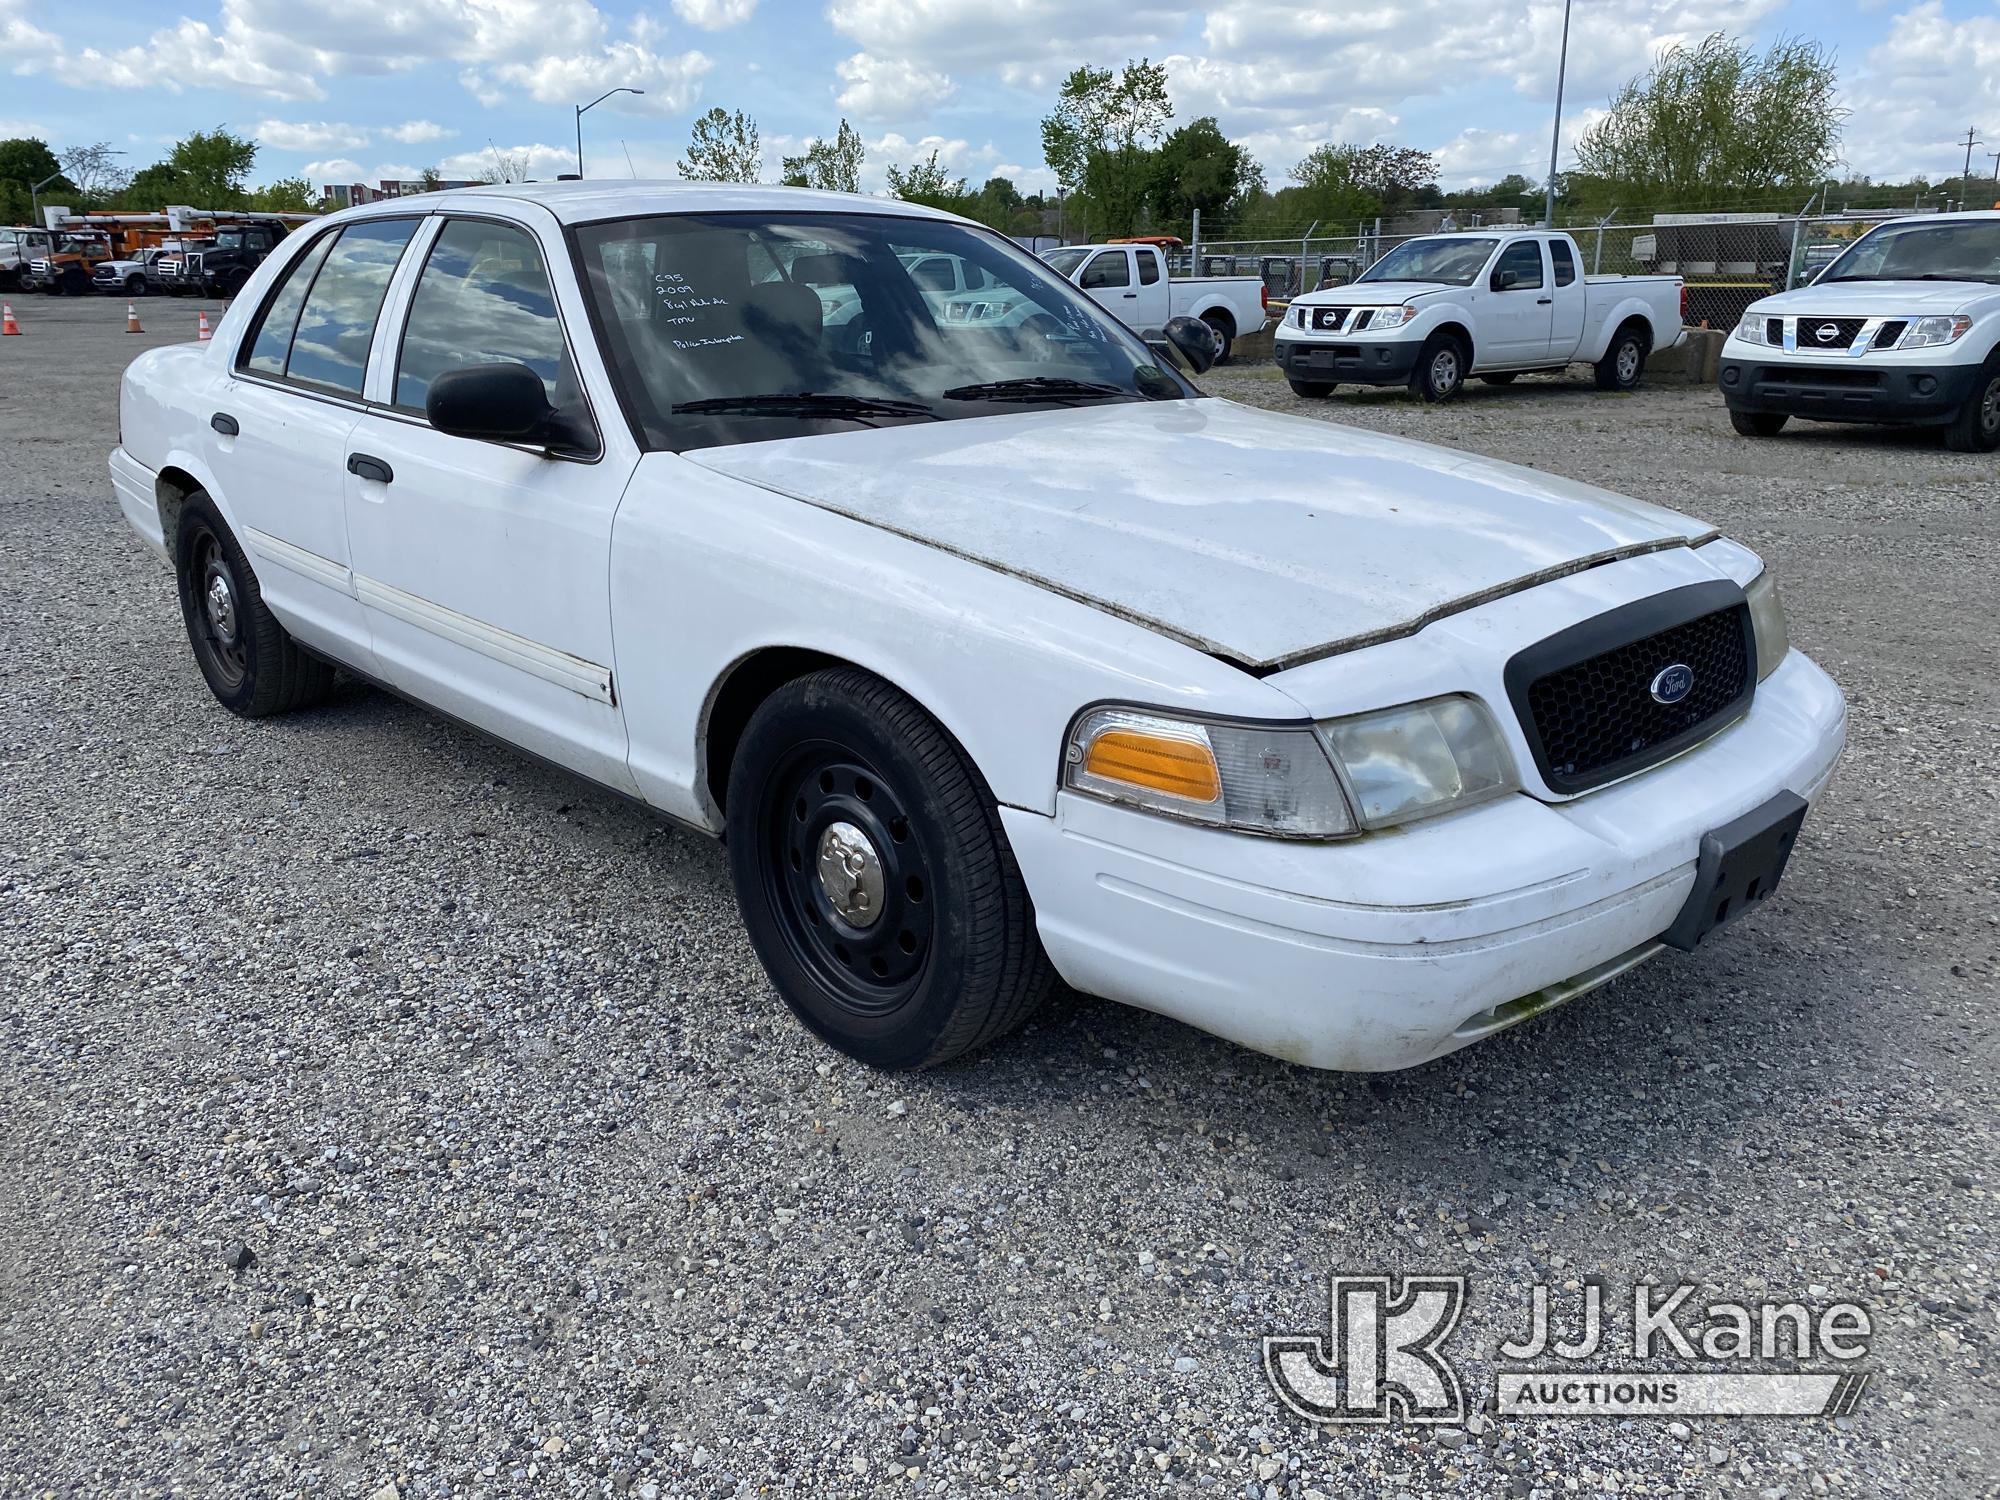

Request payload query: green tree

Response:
[1572,33,1844,212]
[1039,59,1172,237]
[780,120,863,193]
[249,176,319,212]
[121,163,186,207]
[1288,145,1386,226]
[417,166,444,192]
[966,175,1026,231]
[166,127,258,208]
[885,149,968,210]
[680,107,762,183]
[0,138,69,223]
[1148,116,1249,231]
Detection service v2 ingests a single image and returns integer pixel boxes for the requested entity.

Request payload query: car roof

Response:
[331,179,963,228]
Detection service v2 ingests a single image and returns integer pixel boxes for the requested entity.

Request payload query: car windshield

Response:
[1040,247,1089,278]
[573,211,1195,452]
[1820,219,2000,284]
[1356,237,1498,287]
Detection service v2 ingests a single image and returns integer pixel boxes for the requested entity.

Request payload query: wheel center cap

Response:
[205,572,237,644]
[817,820,885,928]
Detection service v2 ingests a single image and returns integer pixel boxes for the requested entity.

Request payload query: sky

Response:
[4,0,1999,203]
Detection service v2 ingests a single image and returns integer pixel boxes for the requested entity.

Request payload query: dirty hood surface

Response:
[685,398,1713,671]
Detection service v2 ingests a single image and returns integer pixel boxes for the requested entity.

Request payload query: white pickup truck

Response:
[1276,229,1686,401]
[0,226,56,291]
[1720,210,2000,453]
[1043,243,1269,363]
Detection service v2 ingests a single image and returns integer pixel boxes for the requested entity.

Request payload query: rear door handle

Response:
[210,412,238,436]
[346,453,393,484]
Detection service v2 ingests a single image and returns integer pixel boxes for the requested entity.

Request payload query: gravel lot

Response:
[2,296,1995,1499]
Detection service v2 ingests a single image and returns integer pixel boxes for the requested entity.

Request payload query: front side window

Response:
[573,211,1195,453]
[395,218,574,412]
[1550,238,1577,286]
[285,218,420,395]
[1358,237,1498,287]
[1493,239,1544,290]
[1080,252,1129,289]
[241,231,339,377]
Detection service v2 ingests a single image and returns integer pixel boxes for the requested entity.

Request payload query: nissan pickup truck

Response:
[1043,242,1270,362]
[1275,229,1687,401]
[1719,211,2000,453]
[109,182,1843,1074]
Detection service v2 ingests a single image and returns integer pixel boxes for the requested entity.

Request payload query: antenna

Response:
[487,138,505,181]
[622,139,638,178]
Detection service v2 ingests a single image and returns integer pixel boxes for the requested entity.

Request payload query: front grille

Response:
[1311,306,1347,331]
[1797,317,1865,349]
[1765,317,1783,344]
[1505,583,1755,794]
[1875,320,1907,348]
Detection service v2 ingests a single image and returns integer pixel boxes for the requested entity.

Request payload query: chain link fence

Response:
[1158,211,1921,328]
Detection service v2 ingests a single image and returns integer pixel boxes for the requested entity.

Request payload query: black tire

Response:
[223,268,250,299]
[725,668,1055,1070]
[1729,409,1788,438]
[1594,322,1649,391]
[1943,357,2000,454]
[1286,378,1336,399]
[1202,312,1234,366]
[1410,332,1468,402]
[1480,371,1518,386]
[60,266,89,296]
[126,273,146,296]
[174,494,335,718]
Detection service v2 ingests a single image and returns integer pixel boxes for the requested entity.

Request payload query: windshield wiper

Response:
[939,376,1135,403]
[669,392,936,421]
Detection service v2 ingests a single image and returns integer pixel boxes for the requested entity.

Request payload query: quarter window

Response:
[241,232,338,377]
[1080,253,1129,289]
[284,218,420,395]
[1494,239,1544,290]
[1550,238,1577,286]
[1137,250,1161,285]
[395,219,574,412]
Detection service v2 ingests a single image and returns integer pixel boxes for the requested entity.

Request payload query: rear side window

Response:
[242,232,338,377]
[1494,239,1544,290]
[1081,253,1129,289]
[394,219,573,413]
[1550,238,1577,286]
[285,218,420,395]
[1137,249,1161,285]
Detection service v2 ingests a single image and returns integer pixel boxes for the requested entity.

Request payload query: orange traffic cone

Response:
[126,301,144,334]
[196,309,212,341]
[2,301,19,335]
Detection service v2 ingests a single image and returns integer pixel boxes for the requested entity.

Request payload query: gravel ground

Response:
[2,297,1995,1499]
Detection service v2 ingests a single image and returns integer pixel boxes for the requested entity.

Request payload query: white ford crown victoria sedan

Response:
[110,182,1846,1072]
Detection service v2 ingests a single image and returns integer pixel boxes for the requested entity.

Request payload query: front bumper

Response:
[1003,649,1845,1071]
[1718,354,1982,426]
[1273,335,1421,386]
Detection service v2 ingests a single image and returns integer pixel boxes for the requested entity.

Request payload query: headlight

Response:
[1745,570,1789,681]
[1734,311,1770,345]
[1063,695,1518,838]
[1901,314,1971,349]
[1364,305,1416,331]
[1064,708,1355,838]
[1320,696,1516,828]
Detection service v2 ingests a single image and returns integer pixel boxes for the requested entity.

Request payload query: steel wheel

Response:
[184,523,249,692]
[757,741,935,1020]
[1616,340,1642,384]
[1430,346,1461,394]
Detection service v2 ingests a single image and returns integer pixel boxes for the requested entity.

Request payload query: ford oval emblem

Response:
[1815,322,1840,343]
[1650,663,1695,705]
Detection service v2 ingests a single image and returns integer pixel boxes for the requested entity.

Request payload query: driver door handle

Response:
[346,453,394,484]
[210,412,238,436]
[1536,297,1553,304]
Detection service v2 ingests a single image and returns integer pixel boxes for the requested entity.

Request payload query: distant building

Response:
[321,179,481,208]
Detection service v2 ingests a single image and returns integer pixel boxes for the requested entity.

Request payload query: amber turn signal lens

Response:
[1082,728,1223,804]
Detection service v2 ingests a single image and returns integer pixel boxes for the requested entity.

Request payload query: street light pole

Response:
[1544,0,1574,229]
[574,87,645,178]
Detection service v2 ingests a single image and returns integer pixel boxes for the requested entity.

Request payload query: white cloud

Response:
[302,157,366,183]
[435,141,580,182]
[862,130,977,193]
[671,0,757,29]
[1842,1,2000,183]
[385,119,453,145]
[825,0,1184,92]
[1,0,60,67]
[257,119,371,152]
[836,53,955,119]
[475,40,712,112]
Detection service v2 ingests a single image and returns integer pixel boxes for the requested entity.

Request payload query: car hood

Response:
[686,399,1713,672]
[96,260,142,274]
[1756,279,1997,316]
[1297,281,1457,307]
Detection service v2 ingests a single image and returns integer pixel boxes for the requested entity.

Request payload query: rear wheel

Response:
[1729,409,1789,438]
[1287,378,1336,399]
[1410,333,1467,402]
[725,668,1055,1070]
[1943,358,2000,454]
[1594,323,1649,391]
[175,494,335,717]
[1201,312,1234,366]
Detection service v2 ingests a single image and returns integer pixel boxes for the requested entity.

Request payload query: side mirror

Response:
[1491,269,1521,292]
[427,362,595,454]
[1162,314,1217,375]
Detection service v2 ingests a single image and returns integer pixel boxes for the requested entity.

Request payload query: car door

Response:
[1077,250,1139,324]
[342,212,641,794]
[1130,246,1170,332]
[212,216,422,672]
[1547,237,1587,358]
[1483,238,1554,365]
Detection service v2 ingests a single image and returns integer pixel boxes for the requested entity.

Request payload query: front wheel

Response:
[1943,359,2000,454]
[1287,378,1336,399]
[1729,409,1789,438]
[1410,334,1467,403]
[1594,324,1649,391]
[725,668,1055,1070]
[126,274,147,296]
[175,495,335,717]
